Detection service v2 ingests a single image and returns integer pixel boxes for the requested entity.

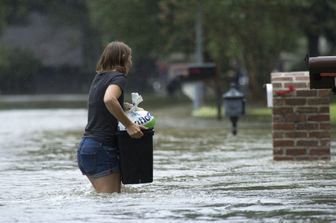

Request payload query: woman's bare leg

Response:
[88,173,121,193]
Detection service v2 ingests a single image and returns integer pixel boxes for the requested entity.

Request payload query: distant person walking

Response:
[77,41,144,193]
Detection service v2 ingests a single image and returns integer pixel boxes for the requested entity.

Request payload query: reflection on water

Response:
[0,108,335,222]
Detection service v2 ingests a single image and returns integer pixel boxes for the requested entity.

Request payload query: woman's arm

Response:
[104,85,144,138]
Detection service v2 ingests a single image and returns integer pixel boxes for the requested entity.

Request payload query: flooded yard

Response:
[0,106,335,222]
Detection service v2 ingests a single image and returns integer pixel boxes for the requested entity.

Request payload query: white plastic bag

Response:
[118,93,156,131]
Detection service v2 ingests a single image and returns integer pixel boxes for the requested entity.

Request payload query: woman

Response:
[77,41,144,193]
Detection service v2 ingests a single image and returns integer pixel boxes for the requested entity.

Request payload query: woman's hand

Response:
[123,102,133,111]
[123,102,144,112]
[126,123,146,139]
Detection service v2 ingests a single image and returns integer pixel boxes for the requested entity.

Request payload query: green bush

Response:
[0,47,41,94]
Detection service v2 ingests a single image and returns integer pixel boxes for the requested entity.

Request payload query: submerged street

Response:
[0,106,335,222]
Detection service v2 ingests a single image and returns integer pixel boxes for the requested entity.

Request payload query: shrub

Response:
[0,47,41,94]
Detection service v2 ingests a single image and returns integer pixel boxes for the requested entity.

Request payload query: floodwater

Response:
[0,107,335,223]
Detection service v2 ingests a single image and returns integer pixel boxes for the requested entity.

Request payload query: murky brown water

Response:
[0,108,335,222]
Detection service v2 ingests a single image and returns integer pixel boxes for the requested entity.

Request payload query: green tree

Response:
[88,0,163,91]
[88,0,162,58]
[212,1,299,98]
[87,0,336,99]
[159,0,300,99]
[288,0,336,56]
[0,47,41,94]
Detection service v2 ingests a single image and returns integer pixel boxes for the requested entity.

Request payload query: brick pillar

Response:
[271,72,331,160]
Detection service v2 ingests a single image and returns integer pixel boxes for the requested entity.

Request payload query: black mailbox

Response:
[166,63,216,96]
[309,56,336,90]
[223,84,245,117]
[223,83,245,135]
[181,63,216,82]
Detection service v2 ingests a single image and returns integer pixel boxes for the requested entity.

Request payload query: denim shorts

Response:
[77,137,120,178]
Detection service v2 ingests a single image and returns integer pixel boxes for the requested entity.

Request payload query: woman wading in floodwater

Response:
[77,41,144,193]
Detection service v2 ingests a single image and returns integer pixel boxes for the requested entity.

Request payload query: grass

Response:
[193,103,336,125]
[331,103,336,125]
[192,105,272,118]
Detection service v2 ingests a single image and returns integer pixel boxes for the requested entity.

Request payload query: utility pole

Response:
[192,6,204,112]
[181,6,205,113]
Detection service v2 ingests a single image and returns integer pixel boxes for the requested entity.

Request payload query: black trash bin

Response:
[117,129,154,184]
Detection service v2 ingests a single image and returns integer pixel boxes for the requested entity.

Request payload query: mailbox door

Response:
[183,63,216,82]
[224,100,243,117]
[309,56,336,89]
[310,74,334,89]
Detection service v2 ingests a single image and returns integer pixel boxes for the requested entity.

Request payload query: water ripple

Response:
[0,109,335,222]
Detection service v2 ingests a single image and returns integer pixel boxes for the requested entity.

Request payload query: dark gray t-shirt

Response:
[84,71,127,146]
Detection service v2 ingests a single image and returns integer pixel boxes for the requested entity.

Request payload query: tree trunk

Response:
[244,55,265,101]
[306,31,319,57]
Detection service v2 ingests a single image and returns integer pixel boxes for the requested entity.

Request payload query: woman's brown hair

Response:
[96,41,132,74]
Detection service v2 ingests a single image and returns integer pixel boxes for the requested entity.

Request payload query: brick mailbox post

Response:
[271,71,331,160]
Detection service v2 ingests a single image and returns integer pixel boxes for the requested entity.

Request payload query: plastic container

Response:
[117,129,154,184]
